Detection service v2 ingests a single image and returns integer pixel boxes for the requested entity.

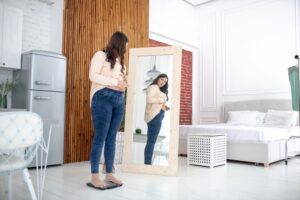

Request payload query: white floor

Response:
[1,156,300,200]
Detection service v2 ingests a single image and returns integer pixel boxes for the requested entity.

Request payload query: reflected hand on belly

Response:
[162,104,170,111]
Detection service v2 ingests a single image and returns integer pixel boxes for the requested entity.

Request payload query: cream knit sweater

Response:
[89,51,125,105]
[144,85,167,123]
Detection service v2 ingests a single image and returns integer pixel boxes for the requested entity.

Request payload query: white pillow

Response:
[263,110,299,127]
[226,111,258,125]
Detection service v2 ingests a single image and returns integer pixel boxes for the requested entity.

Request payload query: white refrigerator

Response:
[12,50,66,166]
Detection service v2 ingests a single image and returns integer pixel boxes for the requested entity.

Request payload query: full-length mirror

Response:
[122,46,182,176]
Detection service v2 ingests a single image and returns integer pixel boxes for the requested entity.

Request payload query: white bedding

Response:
[287,126,300,136]
[179,124,300,143]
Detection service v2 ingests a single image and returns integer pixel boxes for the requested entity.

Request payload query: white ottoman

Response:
[188,134,226,168]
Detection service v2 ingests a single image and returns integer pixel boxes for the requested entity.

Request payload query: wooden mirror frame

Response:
[122,46,182,176]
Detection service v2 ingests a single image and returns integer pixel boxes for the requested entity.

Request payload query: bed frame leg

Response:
[264,163,269,167]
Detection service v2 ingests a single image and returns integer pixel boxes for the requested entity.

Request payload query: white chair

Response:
[0,111,43,200]
[152,140,169,165]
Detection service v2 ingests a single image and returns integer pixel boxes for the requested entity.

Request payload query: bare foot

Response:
[91,174,106,188]
[106,173,123,185]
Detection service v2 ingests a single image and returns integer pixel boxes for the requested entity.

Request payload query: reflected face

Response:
[157,77,168,88]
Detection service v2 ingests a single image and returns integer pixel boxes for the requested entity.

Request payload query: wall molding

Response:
[199,14,218,112]
[196,0,298,124]
[199,117,218,124]
[221,0,297,96]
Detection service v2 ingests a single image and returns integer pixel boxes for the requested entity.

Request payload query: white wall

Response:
[0,0,63,53]
[0,0,64,108]
[150,0,300,124]
[194,0,300,123]
[149,0,201,124]
[150,0,198,45]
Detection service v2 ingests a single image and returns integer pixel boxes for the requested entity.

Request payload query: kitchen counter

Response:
[0,108,27,112]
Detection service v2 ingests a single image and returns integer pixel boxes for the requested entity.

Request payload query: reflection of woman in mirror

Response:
[144,73,170,165]
[88,31,128,189]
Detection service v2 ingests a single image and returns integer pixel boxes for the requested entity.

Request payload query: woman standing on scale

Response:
[87,31,128,190]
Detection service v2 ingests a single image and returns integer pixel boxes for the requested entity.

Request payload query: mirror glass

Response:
[122,46,182,176]
[132,55,173,166]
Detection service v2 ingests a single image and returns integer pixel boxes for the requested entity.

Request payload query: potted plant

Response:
[135,128,142,135]
[0,78,17,108]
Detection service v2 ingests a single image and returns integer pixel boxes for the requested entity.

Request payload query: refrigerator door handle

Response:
[35,81,51,86]
[34,96,51,100]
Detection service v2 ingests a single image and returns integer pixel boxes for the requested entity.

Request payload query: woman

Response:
[88,31,128,190]
[144,74,170,165]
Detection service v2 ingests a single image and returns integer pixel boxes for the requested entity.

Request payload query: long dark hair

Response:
[150,73,169,100]
[103,31,128,74]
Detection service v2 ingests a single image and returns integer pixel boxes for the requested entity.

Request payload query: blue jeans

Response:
[144,110,165,165]
[90,88,124,173]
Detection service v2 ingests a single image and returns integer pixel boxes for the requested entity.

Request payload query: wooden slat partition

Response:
[63,0,149,163]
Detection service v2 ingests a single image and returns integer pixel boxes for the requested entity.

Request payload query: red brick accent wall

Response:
[149,39,193,125]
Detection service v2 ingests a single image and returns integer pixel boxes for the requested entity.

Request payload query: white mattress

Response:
[287,126,300,136]
[179,124,300,143]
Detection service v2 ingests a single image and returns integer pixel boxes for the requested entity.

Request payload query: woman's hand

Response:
[162,104,170,111]
[117,79,128,90]
[122,74,128,83]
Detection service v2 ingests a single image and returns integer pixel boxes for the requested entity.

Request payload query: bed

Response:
[179,99,300,166]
